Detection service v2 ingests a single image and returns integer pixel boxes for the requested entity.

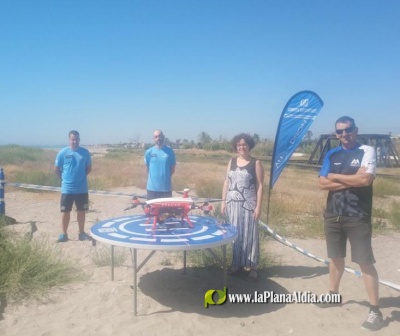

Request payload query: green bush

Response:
[0,145,51,165]
[13,170,60,187]
[252,142,274,158]
[0,235,83,303]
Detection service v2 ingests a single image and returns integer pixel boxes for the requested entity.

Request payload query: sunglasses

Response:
[335,126,355,135]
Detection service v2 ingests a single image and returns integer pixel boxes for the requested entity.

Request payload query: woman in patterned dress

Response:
[221,133,264,280]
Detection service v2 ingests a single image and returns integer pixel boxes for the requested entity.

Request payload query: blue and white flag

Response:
[269,90,324,188]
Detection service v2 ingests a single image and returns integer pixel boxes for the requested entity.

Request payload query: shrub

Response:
[90,245,128,267]
[0,236,83,303]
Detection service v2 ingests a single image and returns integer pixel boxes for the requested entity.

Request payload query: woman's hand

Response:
[253,206,261,220]
[221,202,226,215]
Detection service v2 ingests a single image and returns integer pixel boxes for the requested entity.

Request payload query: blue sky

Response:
[1,1,399,146]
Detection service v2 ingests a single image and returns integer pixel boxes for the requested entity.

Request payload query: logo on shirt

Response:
[350,159,360,167]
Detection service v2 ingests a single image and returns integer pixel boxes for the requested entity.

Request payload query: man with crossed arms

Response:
[318,116,383,331]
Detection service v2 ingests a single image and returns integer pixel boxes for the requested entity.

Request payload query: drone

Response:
[124,188,222,229]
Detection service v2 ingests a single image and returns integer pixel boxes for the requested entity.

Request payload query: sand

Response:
[0,187,399,336]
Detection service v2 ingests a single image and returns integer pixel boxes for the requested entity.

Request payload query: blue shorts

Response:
[60,193,89,212]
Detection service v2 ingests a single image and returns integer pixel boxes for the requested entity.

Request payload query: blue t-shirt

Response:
[144,145,176,192]
[319,144,376,217]
[55,147,92,194]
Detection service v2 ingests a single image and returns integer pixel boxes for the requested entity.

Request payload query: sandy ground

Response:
[0,187,399,336]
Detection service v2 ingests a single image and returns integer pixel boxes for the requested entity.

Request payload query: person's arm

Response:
[54,166,62,179]
[54,151,62,179]
[322,145,376,190]
[170,149,176,176]
[86,150,92,175]
[144,150,149,174]
[221,159,232,215]
[327,167,373,187]
[320,167,373,191]
[254,160,264,220]
[318,149,349,191]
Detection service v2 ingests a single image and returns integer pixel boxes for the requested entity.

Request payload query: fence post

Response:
[0,168,5,215]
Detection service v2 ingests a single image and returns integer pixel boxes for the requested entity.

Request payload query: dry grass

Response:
[266,167,326,238]
[2,145,400,238]
[173,160,226,198]
[89,153,147,190]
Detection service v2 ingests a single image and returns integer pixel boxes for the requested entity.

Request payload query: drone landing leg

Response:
[152,217,158,230]
[185,215,194,228]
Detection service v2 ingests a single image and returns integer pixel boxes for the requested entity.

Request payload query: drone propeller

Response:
[129,193,148,200]
[199,201,213,215]
[193,197,224,203]
[191,201,218,215]
[124,196,146,211]
[176,189,223,203]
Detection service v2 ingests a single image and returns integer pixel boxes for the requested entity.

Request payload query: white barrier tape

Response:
[378,279,400,291]
[4,181,400,291]
[6,183,61,192]
[5,182,139,198]
[260,221,400,291]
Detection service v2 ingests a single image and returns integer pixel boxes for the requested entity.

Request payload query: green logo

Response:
[204,287,227,308]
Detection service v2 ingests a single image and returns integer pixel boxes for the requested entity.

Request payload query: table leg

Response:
[222,245,227,287]
[127,249,156,316]
[131,249,137,316]
[111,245,114,281]
[183,250,187,274]
[131,248,138,316]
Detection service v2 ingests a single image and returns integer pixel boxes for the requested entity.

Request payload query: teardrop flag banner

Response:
[269,90,324,189]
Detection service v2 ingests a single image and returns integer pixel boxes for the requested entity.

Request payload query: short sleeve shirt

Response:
[319,144,376,217]
[55,147,91,194]
[144,145,176,192]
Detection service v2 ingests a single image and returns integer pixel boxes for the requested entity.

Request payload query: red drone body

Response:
[144,198,195,229]
[126,188,218,230]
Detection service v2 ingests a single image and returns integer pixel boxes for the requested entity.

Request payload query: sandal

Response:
[247,269,258,281]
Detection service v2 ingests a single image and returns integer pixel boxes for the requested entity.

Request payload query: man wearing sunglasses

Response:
[317,116,382,330]
[144,129,176,200]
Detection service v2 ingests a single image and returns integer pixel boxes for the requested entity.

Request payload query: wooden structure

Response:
[308,134,400,167]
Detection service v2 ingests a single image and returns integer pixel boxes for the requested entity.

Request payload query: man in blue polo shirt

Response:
[55,130,92,242]
[317,116,382,331]
[144,129,176,199]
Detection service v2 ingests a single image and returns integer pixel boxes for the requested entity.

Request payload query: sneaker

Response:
[361,310,383,331]
[57,233,69,243]
[78,232,92,241]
